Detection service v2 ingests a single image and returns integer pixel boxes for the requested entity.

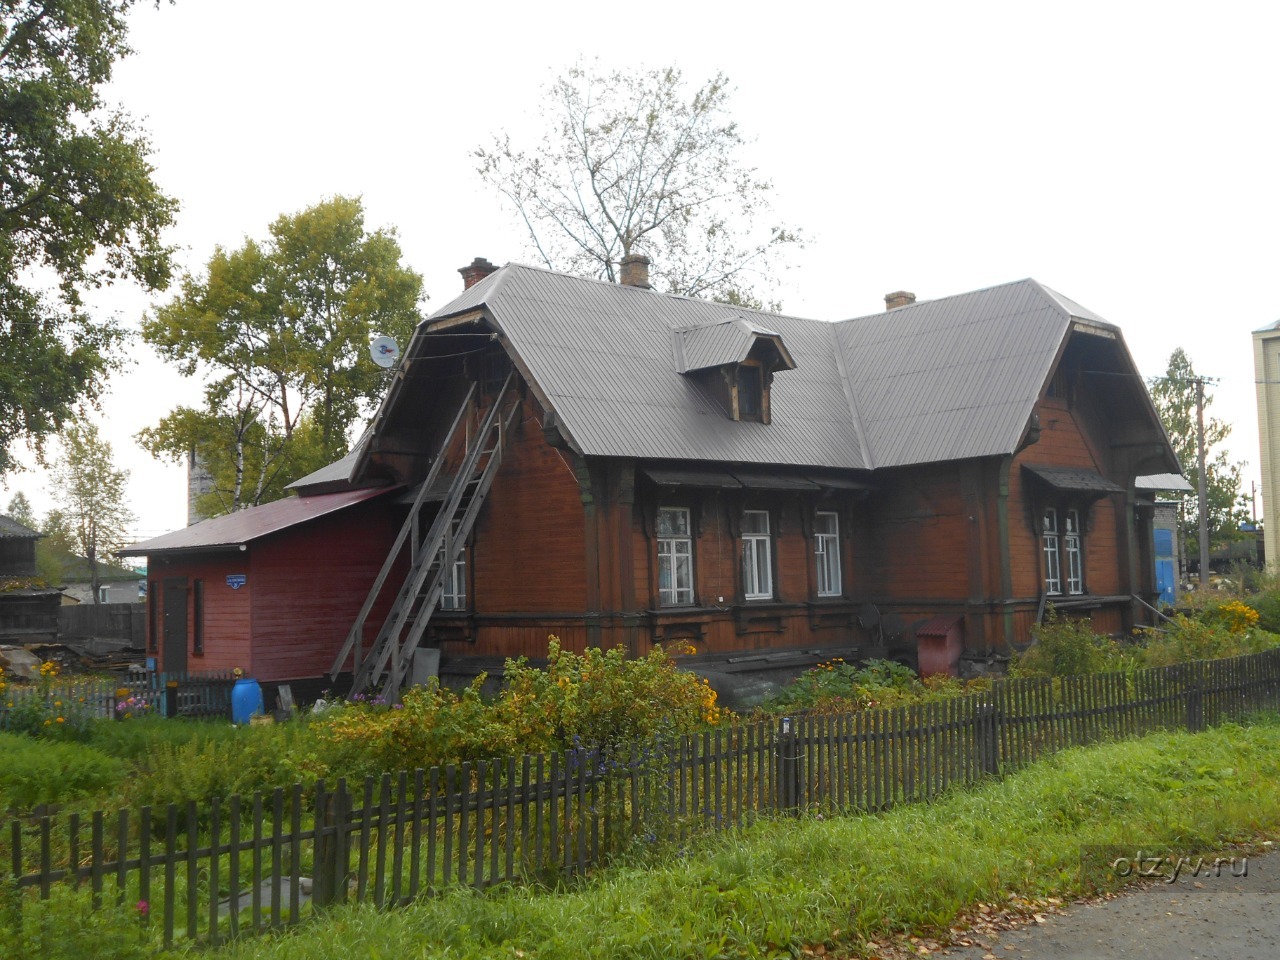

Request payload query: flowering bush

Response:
[113,695,152,720]
[311,637,722,781]
[758,658,962,714]
[1,661,96,741]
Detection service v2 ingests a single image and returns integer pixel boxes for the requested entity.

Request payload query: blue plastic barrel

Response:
[231,677,264,724]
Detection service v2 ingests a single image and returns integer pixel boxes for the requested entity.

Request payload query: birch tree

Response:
[476,63,801,306]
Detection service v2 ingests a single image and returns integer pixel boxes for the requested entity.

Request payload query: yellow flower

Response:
[55,717,65,724]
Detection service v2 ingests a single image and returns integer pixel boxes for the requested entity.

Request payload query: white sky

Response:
[3,0,1277,542]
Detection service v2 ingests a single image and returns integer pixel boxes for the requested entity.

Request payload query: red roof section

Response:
[118,487,393,556]
[916,614,964,638]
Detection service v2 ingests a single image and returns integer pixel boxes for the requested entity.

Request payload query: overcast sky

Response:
[3,0,1277,544]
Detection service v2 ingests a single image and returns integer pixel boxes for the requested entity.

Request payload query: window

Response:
[814,511,841,597]
[738,364,764,421]
[439,521,467,611]
[741,510,773,600]
[193,579,205,655]
[1042,507,1084,596]
[656,507,694,606]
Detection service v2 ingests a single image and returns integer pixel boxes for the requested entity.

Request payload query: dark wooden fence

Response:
[5,651,1280,946]
[0,670,235,726]
[57,603,146,643]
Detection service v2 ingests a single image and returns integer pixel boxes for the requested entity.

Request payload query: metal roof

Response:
[1136,473,1194,492]
[672,317,795,374]
[0,515,40,540]
[1022,464,1126,494]
[414,266,1160,473]
[119,487,392,556]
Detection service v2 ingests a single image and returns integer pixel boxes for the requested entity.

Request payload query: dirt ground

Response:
[935,846,1279,960]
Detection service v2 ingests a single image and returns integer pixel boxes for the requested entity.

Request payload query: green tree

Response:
[51,423,135,604]
[476,62,801,305]
[34,506,75,585]
[4,491,35,527]
[1149,348,1247,551]
[138,196,424,514]
[0,1,177,474]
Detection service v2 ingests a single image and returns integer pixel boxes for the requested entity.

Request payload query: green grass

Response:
[183,715,1280,960]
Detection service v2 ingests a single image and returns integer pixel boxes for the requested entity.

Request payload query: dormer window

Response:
[672,316,796,425]
[737,363,764,421]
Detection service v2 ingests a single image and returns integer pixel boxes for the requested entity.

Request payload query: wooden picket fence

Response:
[0,670,235,726]
[5,650,1280,947]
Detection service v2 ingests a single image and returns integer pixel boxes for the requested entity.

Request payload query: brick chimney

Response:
[884,290,916,311]
[620,253,652,289]
[459,257,498,290]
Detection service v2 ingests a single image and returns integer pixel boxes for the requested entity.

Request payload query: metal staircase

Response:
[331,371,517,697]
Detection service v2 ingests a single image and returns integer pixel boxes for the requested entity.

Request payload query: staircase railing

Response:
[339,370,518,698]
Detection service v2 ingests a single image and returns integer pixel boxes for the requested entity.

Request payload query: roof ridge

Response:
[838,277,1041,326]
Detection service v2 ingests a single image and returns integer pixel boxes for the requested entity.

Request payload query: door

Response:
[162,577,188,675]
[1153,529,1176,607]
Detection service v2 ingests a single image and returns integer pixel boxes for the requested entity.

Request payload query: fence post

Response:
[775,717,800,814]
[976,703,1000,776]
[164,681,179,719]
[311,781,333,909]
[1185,670,1204,733]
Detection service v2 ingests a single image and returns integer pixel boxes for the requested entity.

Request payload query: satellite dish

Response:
[370,335,400,369]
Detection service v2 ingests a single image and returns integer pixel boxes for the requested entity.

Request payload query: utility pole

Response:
[1195,377,1210,588]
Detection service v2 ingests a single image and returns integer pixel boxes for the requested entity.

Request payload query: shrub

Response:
[120,720,318,811]
[311,637,721,781]
[1138,614,1280,667]
[1011,611,1129,677]
[757,658,973,714]
[1,884,155,960]
[0,732,126,810]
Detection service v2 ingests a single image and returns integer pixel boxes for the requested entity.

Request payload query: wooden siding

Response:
[857,464,973,602]
[433,397,589,660]
[147,555,251,674]
[249,499,402,682]
[1010,399,1125,604]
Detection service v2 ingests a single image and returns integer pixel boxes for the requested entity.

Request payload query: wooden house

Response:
[0,515,61,645]
[124,260,1180,701]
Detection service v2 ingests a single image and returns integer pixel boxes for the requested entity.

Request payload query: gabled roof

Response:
[119,487,392,556]
[672,317,796,374]
[0,515,40,540]
[383,265,1171,474]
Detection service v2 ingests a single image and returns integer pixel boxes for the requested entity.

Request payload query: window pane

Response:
[657,507,689,537]
[742,510,769,535]
[815,512,838,536]
[1065,510,1082,594]
[743,535,772,599]
[739,366,763,419]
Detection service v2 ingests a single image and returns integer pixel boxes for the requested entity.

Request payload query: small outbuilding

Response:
[118,486,401,702]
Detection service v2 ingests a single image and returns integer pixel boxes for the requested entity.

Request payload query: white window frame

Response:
[814,511,842,597]
[656,507,694,606]
[1042,508,1062,596]
[1063,508,1083,595]
[439,520,467,611]
[741,510,774,600]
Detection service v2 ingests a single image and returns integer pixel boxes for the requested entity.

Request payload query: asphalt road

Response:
[938,848,1280,960]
